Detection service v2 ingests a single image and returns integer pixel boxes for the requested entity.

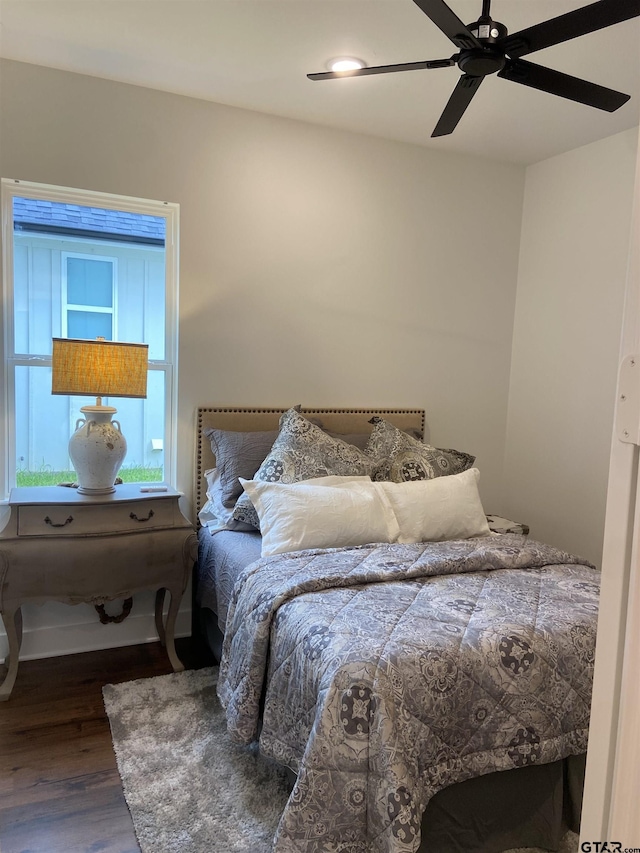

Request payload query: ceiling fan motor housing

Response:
[458,17,508,77]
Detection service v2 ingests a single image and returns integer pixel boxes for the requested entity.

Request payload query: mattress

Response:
[197,526,261,631]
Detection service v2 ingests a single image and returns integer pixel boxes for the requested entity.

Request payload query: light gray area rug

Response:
[103,667,579,853]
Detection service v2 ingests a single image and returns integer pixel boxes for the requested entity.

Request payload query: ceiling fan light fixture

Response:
[327,57,366,74]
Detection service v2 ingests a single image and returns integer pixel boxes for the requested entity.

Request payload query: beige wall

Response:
[504,128,638,566]
[0,59,526,513]
[0,59,525,658]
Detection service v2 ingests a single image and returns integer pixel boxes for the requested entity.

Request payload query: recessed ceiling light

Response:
[327,57,366,74]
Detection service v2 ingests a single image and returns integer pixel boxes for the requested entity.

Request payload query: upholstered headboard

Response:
[195,407,425,517]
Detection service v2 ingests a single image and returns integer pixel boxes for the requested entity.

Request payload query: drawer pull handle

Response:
[44,515,74,528]
[130,509,155,523]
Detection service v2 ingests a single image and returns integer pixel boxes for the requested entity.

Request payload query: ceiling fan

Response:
[307,0,640,137]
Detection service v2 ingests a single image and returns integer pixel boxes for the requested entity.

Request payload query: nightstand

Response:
[0,484,197,700]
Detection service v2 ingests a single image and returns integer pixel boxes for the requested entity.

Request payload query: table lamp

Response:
[51,337,149,494]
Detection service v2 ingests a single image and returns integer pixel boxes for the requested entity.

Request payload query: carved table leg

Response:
[0,607,23,701]
[154,587,183,672]
[155,588,167,646]
[165,586,184,672]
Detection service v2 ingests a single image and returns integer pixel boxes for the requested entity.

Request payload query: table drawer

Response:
[17,498,177,536]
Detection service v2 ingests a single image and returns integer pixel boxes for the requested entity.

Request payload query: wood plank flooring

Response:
[0,639,201,853]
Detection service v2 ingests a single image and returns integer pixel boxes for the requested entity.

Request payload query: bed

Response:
[193,406,596,853]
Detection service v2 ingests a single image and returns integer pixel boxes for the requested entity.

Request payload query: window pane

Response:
[12,195,166,356]
[15,365,166,486]
[15,365,73,481]
[13,237,55,356]
[115,370,165,482]
[67,257,113,307]
[67,310,112,340]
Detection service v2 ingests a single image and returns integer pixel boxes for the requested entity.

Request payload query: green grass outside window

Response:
[16,465,163,488]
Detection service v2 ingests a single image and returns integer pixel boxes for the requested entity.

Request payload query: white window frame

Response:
[0,178,180,499]
[61,251,117,340]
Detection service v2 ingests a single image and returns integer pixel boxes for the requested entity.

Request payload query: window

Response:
[1,179,179,496]
[63,254,116,340]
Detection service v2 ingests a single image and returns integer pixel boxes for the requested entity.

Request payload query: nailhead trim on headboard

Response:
[195,406,426,521]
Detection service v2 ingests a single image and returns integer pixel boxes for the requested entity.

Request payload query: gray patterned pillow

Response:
[366,417,475,482]
[232,408,374,529]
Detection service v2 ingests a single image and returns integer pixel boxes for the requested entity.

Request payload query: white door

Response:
[580,136,640,847]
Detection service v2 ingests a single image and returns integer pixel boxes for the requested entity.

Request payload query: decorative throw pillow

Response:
[485,515,530,536]
[232,408,375,529]
[203,427,279,508]
[365,417,475,482]
[378,468,490,543]
[239,476,392,556]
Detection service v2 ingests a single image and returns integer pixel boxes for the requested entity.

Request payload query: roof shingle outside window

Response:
[12,198,165,241]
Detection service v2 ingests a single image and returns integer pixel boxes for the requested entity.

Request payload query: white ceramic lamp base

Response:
[69,406,127,494]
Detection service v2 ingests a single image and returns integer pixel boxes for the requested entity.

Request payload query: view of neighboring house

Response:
[12,197,167,478]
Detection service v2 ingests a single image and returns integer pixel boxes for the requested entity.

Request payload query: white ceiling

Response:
[1,0,639,165]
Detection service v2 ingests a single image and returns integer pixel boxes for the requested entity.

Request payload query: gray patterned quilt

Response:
[217,535,599,853]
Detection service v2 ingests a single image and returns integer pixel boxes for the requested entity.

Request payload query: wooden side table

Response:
[0,484,197,700]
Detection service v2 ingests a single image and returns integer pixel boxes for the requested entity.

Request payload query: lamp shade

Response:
[51,338,148,399]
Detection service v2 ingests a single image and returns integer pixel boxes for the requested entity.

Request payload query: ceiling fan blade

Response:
[501,0,640,58]
[308,58,456,81]
[411,0,482,49]
[498,58,630,111]
[432,74,483,137]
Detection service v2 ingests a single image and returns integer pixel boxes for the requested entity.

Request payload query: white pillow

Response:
[198,468,230,530]
[198,468,255,532]
[239,476,399,557]
[377,468,490,543]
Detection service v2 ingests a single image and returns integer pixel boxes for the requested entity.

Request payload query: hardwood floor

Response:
[0,638,202,853]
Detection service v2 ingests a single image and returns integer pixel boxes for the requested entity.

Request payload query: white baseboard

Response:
[0,593,192,663]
